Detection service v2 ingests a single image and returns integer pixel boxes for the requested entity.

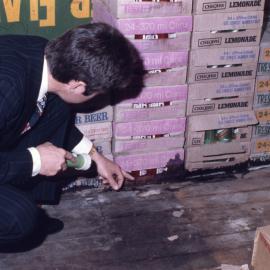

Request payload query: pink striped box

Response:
[129,32,191,53]
[119,85,188,105]
[114,85,187,122]
[113,118,186,139]
[77,122,112,141]
[114,103,186,122]
[145,67,187,87]
[114,148,184,172]
[113,136,185,154]
[93,0,193,35]
[142,51,188,70]
[100,0,192,18]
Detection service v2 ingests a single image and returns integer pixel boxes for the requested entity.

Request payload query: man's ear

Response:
[68,80,86,94]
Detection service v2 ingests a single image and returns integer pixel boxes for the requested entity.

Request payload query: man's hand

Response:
[36,142,75,176]
[91,150,134,190]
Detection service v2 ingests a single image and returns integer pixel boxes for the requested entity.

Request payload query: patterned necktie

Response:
[21,94,47,134]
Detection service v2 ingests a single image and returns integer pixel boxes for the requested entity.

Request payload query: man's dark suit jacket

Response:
[0,35,83,185]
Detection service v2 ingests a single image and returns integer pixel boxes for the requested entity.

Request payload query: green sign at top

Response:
[0,0,92,40]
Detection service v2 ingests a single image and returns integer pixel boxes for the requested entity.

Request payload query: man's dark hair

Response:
[45,22,145,96]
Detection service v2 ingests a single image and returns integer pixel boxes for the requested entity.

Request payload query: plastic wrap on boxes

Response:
[113,118,186,139]
[99,0,192,18]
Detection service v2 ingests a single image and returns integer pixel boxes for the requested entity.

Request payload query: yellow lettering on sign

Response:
[3,0,21,22]
[30,0,39,21]
[71,0,90,18]
[39,0,55,27]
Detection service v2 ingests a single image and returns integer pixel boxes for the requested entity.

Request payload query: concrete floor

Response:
[1,167,270,270]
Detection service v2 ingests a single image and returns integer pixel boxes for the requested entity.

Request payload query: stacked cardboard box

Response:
[185,0,264,171]
[75,106,114,160]
[93,0,192,176]
[251,24,270,162]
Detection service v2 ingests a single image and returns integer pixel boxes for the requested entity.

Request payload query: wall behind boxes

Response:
[0,0,92,40]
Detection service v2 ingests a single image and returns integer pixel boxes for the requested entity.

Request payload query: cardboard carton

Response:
[193,11,263,32]
[113,118,186,139]
[253,123,270,137]
[188,80,255,100]
[187,96,254,116]
[187,111,257,131]
[186,126,252,147]
[100,0,192,18]
[258,28,270,63]
[93,139,112,155]
[93,0,193,35]
[250,152,270,162]
[142,51,188,71]
[251,137,270,154]
[145,67,187,87]
[252,225,270,270]
[254,92,270,108]
[185,142,250,171]
[186,111,256,146]
[119,85,188,105]
[114,148,184,172]
[255,108,270,123]
[190,46,259,67]
[188,63,257,84]
[193,0,265,14]
[256,76,270,92]
[75,106,113,125]
[112,136,185,154]
[192,29,261,49]
[115,85,187,122]
[257,62,270,76]
[129,32,191,53]
[77,122,112,140]
[114,103,187,122]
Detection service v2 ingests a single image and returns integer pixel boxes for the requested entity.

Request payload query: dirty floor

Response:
[1,167,270,270]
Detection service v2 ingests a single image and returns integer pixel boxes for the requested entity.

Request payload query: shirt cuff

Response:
[72,136,93,154]
[28,147,41,177]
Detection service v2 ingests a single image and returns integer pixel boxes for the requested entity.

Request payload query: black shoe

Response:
[39,210,64,235]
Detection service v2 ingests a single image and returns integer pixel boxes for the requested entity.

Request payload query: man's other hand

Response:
[91,151,134,190]
[36,142,75,176]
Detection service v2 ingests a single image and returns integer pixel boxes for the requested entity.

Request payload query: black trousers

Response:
[0,94,77,246]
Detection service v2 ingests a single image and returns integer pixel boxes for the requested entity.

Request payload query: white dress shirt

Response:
[28,58,93,176]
